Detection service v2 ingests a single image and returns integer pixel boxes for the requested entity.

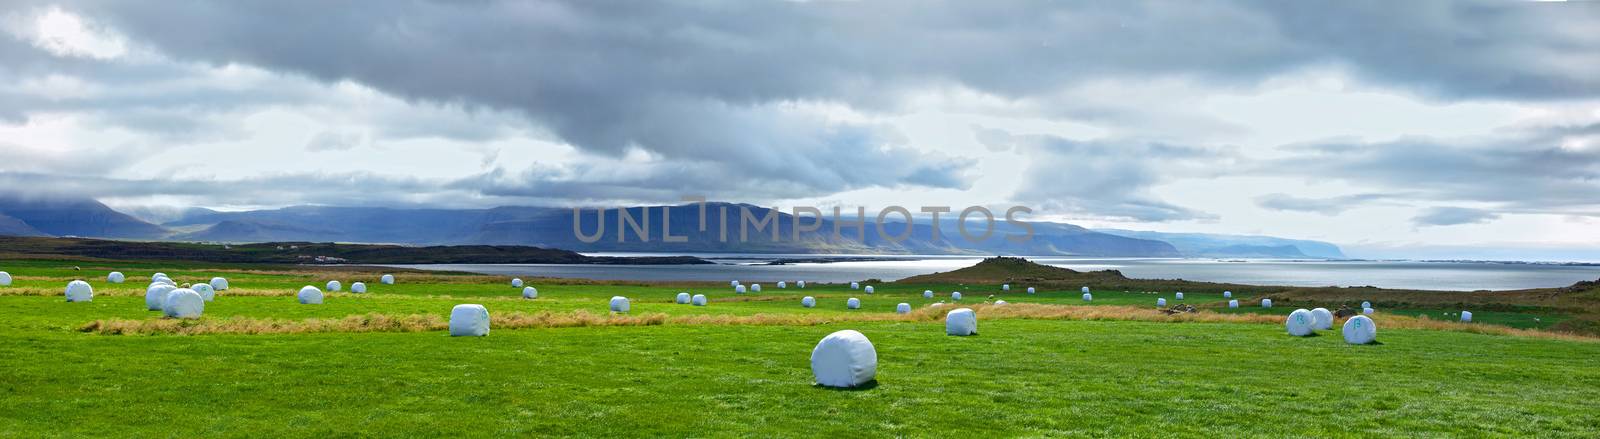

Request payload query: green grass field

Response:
[3,258,1599,437]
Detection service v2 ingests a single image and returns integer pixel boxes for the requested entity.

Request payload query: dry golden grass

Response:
[0,286,300,297]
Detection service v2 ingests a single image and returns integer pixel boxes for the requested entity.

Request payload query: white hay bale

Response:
[351,282,367,294]
[1363,307,1375,315]
[1286,309,1315,336]
[1027,287,1035,294]
[65,280,93,302]
[108,272,125,283]
[731,280,740,287]
[778,281,787,289]
[152,277,175,287]
[298,286,324,304]
[152,273,168,281]
[1228,299,1239,308]
[952,291,962,301]
[449,304,490,336]
[864,286,874,294]
[1460,310,1473,322]
[735,285,747,294]
[511,278,523,288]
[524,287,539,299]
[1343,315,1377,345]
[676,292,690,304]
[847,298,861,309]
[190,283,215,301]
[1083,293,1093,301]
[1081,286,1090,294]
[930,302,947,308]
[1361,301,1371,309]
[326,280,341,292]
[609,296,630,313]
[145,284,177,310]
[851,282,859,289]
[896,303,911,314]
[1311,308,1333,330]
[1261,299,1273,308]
[1002,284,1010,291]
[923,290,933,298]
[994,300,1007,306]
[802,296,816,308]
[798,281,806,288]
[946,308,977,336]
[752,284,762,292]
[209,277,228,290]
[1175,292,1184,300]
[381,274,395,285]
[810,330,877,388]
[1157,298,1167,307]
[162,288,204,319]
[1223,291,1232,298]
[692,294,707,306]
[0,271,11,286]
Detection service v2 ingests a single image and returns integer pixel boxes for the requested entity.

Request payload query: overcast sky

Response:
[1,1,1598,259]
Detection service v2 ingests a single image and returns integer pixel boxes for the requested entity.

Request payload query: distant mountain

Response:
[0,195,167,239]
[1094,229,1345,259]
[0,212,48,237]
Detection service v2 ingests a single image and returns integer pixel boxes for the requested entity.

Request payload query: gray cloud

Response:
[1413,207,1501,227]
[1008,132,1227,222]
[1255,193,1393,215]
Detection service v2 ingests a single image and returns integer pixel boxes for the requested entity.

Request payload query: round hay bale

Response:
[994,300,1008,306]
[209,277,229,290]
[735,285,747,294]
[1175,292,1184,300]
[298,286,324,304]
[850,282,859,289]
[896,303,911,314]
[952,292,962,301]
[1228,299,1239,308]
[1223,291,1232,298]
[0,271,11,286]
[381,274,395,285]
[325,280,341,292]
[190,283,215,301]
[511,278,523,288]
[351,282,367,294]
[609,296,630,313]
[523,287,539,299]
[922,290,933,298]
[798,281,806,288]
[847,298,861,309]
[152,273,168,281]
[1343,315,1377,345]
[1460,310,1473,322]
[449,304,490,337]
[676,292,690,304]
[162,288,204,319]
[152,277,175,287]
[65,280,93,302]
[1286,309,1315,336]
[752,284,762,292]
[778,281,787,289]
[1157,298,1167,307]
[810,330,877,388]
[1311,308,1333,330]
[864,286,874,294]
[731,280,740,287]
[930,302,946,308]
[692,294,707,306]
[145,284,177,310]
[1363,307,1375,315]
[108,272,125,283]
[1081,286,1090,294]
[946,308,977,336]
[1261,299,1273,308]
[802,296,816,308]
[1002,284,1010,291]
[1082,293,1093,302]
[1027,287,1035,294]
[1361,301,1371,309]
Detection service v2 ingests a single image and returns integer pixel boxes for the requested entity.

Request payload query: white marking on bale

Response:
[847,298,861,309]
[952,291,962,301]
[676,292,690,304]
[1157,298,1167,307]
[1083,293,1093,302]
[380,274,394,285]
[1223,291,1232,298]
[1363,307,1375,315]
[1002,284,1010,291]
[798,281,806,288]
[810,330,877,388]
[802,296,816,308]
[145,284,176,310]
[1311,308,1333,330]
[298,286,324,304]
[1175,292,1184,300]
[1286,309,1315,336]
[1460,310,1473,322]
[1027,287,1035,294]
[609,296,630,313]
[896,303,911,314]
[946,308,977,336]
[209,277,228,291]
[0,271,11,286]
[1261,299,1273,308]
[108,272,125,283]
[325,280,341,292]
[1228,299,1239,308]
[350,282,367,294]
[65,280,93,302]
[923,290,933,298]
[1081,286,1090,294]
[864,286,874,294]
[778,281,787,289]
[752,284,762,292]
[735,285,747,294]
[162,288,204,319]
[692,294,707,306]
[190,283,215,301]
[523,287,539,299]
[851,282,859,289]
[994,300,1007,306]
[511,278,523,288]
[1343,315,1377,345]
[1361,301,1371,309]
[449,304,490,337]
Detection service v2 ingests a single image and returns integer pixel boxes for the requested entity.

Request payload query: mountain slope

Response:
[1094,229,1345,259]
[0,195,167,239]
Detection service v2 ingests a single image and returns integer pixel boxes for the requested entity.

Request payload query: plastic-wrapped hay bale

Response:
[1157,298,1167,307]
[1223,291,1232,298]
[1228,299,1239,308]
[152,277,175,287]
[752,284,762,293]
[191,283,215,301]
[778,281,787,289]
[864,286,874,294]
[1461,310,1473,322]
[731,280,740,287]
[802,296,816,308]
[1311,308,1334,330]
[210,277,229,291]
[735,285,747,294]
[798,281,806,288]
[326,280,341,292]
[1361,301,1371,309]
[298,286,324,304]
[108,272,125,283]
[1083,293,1093,302]
[1175,292,1184,300]
[65,280,93,302]
[850,282,859,289]
[0,271,10,286]
[1363,307,1375,315]
[1002,284,1010,291]
[896,303,911,314]
[381,274,395,285]
[676,292,690,304]
[351,282,367,294]
[923,290,933,298]
[162,288,204,319]
[1081,286,1090,294]
[449,304,490,337]
[952,292,962,301]
[1343,315,1377,345]
[1261,299,1273,308]
[930,302,946,308]
[692,294,707,306]
[946,308,977,336]
[810,330,877,388]
[609,296,630,313]
[994,300,1008,306]
[847,298,861,309]
[523,287,539,299]
[145,284,177,310]
[1027,287,1035,294]
[1286,309,1315,336]
[511,278,523,288]
[152,273,168,281]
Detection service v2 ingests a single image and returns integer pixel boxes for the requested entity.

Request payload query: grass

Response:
[3,258,1600,437]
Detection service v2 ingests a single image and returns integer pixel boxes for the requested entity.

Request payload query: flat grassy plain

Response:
[3,258,1600,437]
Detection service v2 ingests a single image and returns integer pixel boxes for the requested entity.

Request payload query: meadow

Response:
[2,257,1599,437]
